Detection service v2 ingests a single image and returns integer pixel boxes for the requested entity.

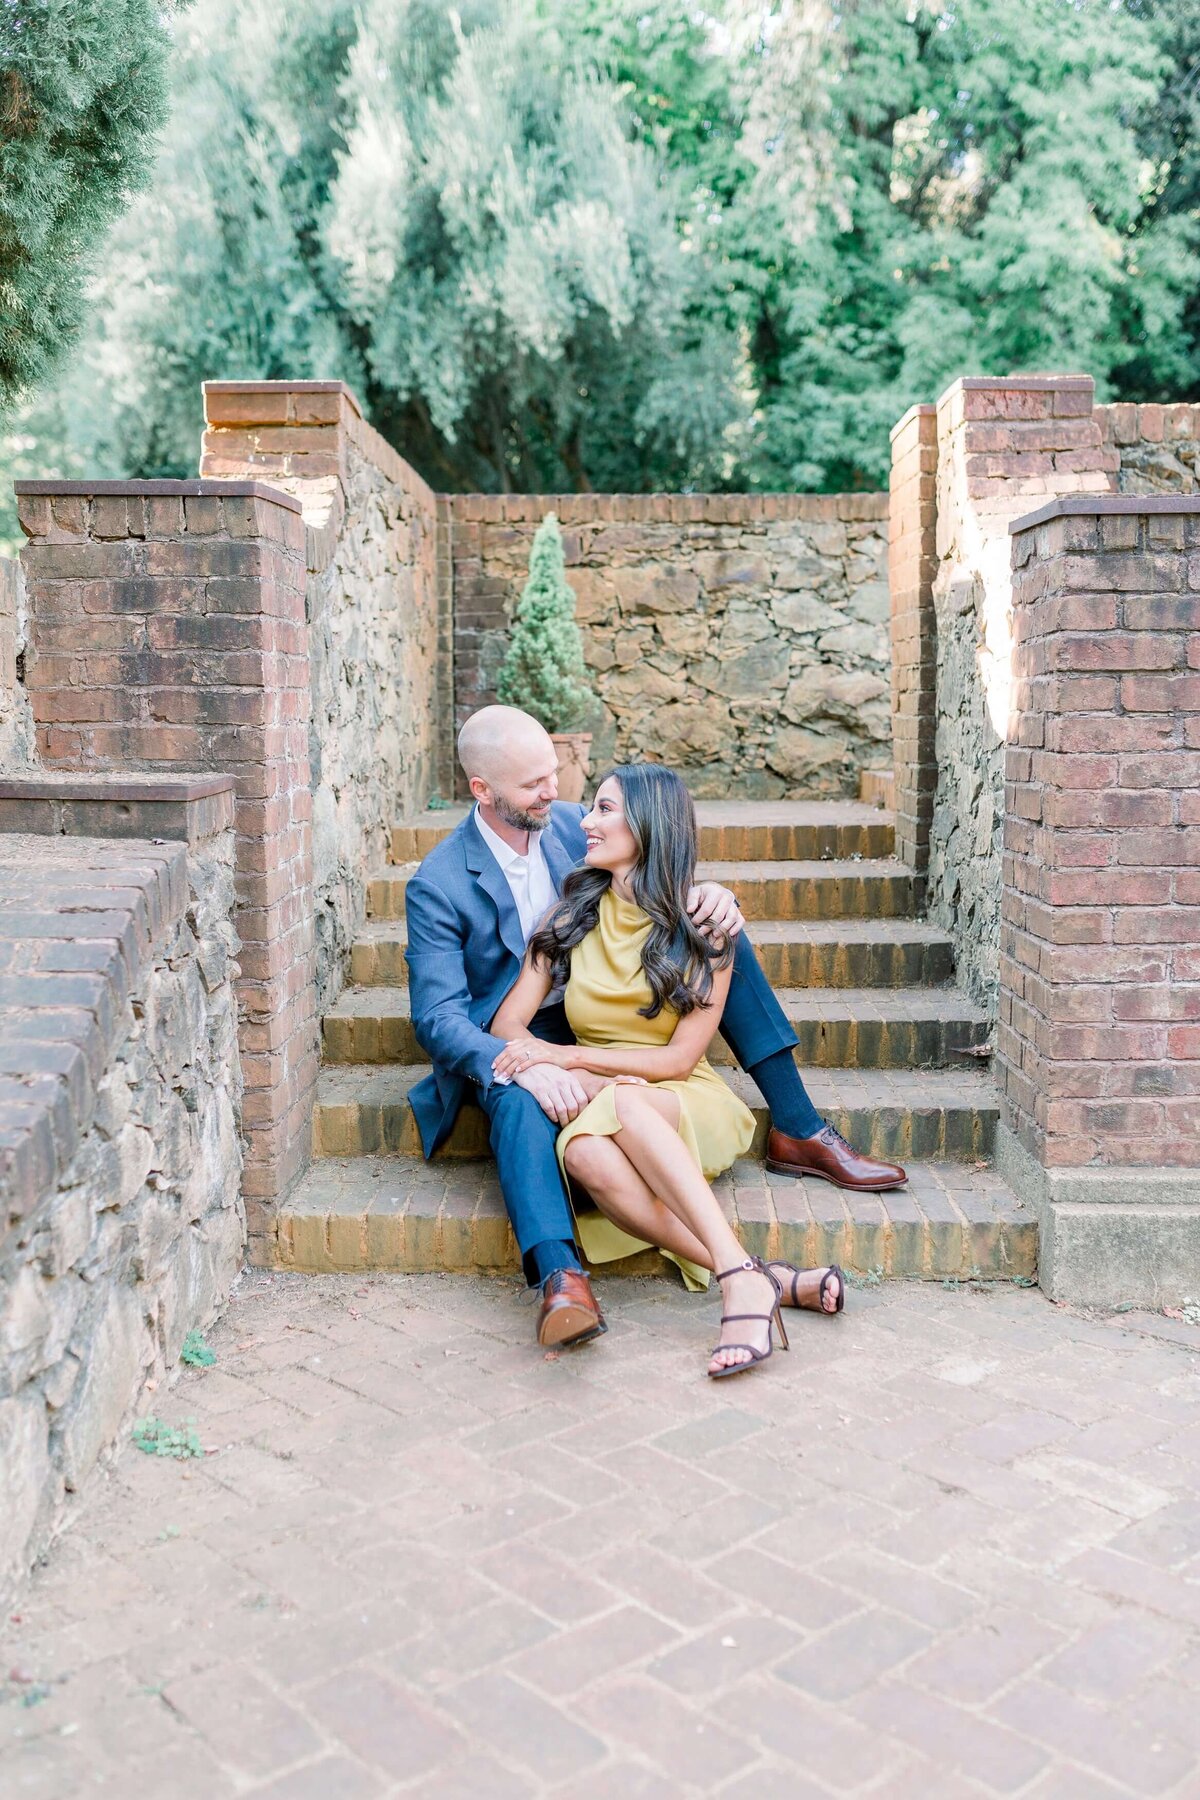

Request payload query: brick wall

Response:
[887,405,937,875]
[923,375,1118,1007]
[0,777,243,1599]
[202,382,452,1009]
[998,496,1200,1304]
[14,480,316,1252]
[451,492,891,799]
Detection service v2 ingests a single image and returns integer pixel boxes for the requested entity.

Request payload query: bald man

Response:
[405,706,904,1348]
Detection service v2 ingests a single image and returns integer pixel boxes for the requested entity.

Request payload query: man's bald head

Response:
[458,706,559,835]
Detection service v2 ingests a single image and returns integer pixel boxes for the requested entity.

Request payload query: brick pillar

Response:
[887,404,937,875]
[200,379,354,525]
[14,479,317,1251]
[922,373,1119,1005]
[999,495,1200,1305]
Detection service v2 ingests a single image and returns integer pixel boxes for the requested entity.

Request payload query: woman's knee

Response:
[564,1134,608,1181]
[613,1085,675,1130]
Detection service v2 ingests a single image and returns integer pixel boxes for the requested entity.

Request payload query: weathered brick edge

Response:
[276,1187,1037,1284]
[997,495,1200,1304]
[15,483,317,1253]
[0,771,234,846]
[0,833,189,1226]
[888,404,937,876]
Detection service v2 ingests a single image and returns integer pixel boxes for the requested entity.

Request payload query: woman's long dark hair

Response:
[529,763,733,1018]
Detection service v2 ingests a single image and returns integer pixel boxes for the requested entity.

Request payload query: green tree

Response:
[0,0,184,410]
[11,0,748,497]
[730,0,1197,490]
[496,512,592,732]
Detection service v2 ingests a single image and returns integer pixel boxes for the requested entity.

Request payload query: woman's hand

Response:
[491,1037,578,1080]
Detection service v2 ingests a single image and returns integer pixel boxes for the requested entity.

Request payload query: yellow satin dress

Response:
[555,886,756,1290]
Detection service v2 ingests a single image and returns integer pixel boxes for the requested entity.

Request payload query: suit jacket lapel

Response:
[463,811,527,965]
[541,819,578,896]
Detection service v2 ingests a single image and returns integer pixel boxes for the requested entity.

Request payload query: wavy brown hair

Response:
[529,763,733,1018]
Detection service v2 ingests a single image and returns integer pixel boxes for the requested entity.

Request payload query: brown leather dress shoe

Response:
[766,1124,906,1192]
[537,1268,607,1347]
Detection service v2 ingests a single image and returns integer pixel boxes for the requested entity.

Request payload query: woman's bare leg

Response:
[564,1135,712,1270]
[607,1088,779,1373]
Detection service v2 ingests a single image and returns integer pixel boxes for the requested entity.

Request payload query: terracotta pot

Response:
[551,732,592,803]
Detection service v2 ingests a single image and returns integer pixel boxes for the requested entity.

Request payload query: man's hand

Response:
[687,880,744,940]
[514,1064,591,1125]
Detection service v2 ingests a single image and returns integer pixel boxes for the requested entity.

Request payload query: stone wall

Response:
[1098,401,1200,496]
[201,382,451,1012]
[998,497,1200,1306]
[0,779,243,1598]
[911,376,1118,1009]
[0,555,35,774]
[451,493,891,799]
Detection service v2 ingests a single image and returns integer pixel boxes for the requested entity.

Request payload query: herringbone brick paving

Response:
[3,1274,1198,1797]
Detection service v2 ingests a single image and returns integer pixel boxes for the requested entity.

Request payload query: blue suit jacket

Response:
[405,803,586,1155]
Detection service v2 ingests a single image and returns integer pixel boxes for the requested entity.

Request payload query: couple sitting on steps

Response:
[405,706,906,1379]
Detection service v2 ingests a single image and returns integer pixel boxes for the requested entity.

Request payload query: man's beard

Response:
[492,791,550,833]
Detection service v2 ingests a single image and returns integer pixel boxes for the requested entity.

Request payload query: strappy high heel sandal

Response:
[708,1257,789,1380]
[768,1261,846,1316]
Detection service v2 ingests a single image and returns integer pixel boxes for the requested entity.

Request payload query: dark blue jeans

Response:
[474,934,798,1283]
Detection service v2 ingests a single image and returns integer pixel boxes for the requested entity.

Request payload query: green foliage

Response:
[497,513,593,732]
[132,1416,204,1459]
[729,0,1197,490]
[3,0,1197,513]
[180,1330,216,1368]
[0,0,185,411]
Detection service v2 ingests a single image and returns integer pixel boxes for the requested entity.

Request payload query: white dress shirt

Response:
[473,806,557,946]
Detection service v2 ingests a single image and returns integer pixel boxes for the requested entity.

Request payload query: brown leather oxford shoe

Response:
[766,1124,906,1192]
[537,1268,607,1347]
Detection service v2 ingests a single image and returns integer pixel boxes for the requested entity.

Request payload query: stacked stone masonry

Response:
[0,780,243,1600]
[451,492,891,799]
[14,480,318,1240]
[1098,400,1200,495]
[0,555,35,774]
[201,382,452,1012]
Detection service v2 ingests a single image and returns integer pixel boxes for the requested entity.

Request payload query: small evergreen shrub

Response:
[497,514,593,734]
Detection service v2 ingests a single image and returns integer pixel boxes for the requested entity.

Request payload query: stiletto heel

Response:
[708,1257,787,1379]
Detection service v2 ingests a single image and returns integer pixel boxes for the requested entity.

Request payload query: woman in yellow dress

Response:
[491,762,790,1378]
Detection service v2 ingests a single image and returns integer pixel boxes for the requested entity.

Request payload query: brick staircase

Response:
[277,795,1037,1281]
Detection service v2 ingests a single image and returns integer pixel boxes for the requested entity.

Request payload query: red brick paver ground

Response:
[2,1274,1199,1797]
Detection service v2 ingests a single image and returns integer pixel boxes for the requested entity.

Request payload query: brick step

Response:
[859,767,894,809]
[390,800,895,864]
[275,1153,1035,1282]
[322,987,991,1072]
[369,858,917,923]
[313,1065,998,1164]
[349,917,959,989]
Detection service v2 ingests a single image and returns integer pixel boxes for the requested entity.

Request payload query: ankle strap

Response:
[714,1258,758,1281]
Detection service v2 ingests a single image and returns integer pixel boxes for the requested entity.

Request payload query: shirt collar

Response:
[473,804,542,870]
